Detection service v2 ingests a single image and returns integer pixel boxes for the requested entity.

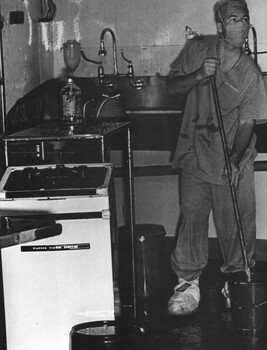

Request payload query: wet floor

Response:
[1,249,267,349]
[120,260,267,350]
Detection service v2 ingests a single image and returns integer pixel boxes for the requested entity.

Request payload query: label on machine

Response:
[21,243,91,252]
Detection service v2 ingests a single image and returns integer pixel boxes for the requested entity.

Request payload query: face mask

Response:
[224,21,249,48]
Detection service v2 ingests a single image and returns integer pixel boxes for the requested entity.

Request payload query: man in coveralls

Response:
[167,0,267,315]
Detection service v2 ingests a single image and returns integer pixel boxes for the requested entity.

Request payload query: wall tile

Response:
[2,0,267,112]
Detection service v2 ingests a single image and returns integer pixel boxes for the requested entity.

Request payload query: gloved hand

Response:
[197,57,220,80]
[222,158,241,189]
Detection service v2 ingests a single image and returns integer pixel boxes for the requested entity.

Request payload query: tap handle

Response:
[127,63,134,77]
[81,50,102,65]
[129,78,145,90]
[98,64,105,87]
[120,49,135,77]
[120,49,132,64]
[104,80,115,88]
[98,64,104,78]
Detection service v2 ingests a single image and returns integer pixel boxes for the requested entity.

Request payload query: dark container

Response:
[134,224,166,297]
[119,224,167,298]
[228,272,267,331]
[118,224,167,331]
[70,320,139,350]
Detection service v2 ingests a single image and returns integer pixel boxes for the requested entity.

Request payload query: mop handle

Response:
[210,75,251,283]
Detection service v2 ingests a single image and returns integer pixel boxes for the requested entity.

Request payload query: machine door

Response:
[1,218,115,350]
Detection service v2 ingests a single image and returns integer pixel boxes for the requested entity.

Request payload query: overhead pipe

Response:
[0,7,6,137]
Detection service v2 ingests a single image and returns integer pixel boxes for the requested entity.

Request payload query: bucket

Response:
[227,272,267,331]
[70,320,138,350]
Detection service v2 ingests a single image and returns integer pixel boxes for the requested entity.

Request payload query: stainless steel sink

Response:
[90,75,186,112]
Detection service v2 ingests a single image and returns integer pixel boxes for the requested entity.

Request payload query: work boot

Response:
[168,277,200,316]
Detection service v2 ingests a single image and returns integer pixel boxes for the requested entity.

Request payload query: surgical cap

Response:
[214,0,249,23]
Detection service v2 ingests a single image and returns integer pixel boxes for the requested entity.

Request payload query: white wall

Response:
[2,0,267,111]
[53,0,267,77]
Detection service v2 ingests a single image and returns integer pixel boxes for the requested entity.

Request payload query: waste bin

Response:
[118,224,167,329]
[119,224,167,298]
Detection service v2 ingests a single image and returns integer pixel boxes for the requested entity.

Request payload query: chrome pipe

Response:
[98,28,118,75]
[0,8,6,137]
[244,25,258,65]
[250,25,258,65]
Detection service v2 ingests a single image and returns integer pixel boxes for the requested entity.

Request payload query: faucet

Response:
[120,48,144,90]
[98,28,118,75]
[80,27,144,89]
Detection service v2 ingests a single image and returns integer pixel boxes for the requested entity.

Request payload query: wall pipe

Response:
[0,8,6,137]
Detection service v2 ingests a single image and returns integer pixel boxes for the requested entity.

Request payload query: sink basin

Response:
[90,75,186,111]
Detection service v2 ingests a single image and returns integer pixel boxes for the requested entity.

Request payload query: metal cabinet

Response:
[3,121,130,166]
[2,120,137,319]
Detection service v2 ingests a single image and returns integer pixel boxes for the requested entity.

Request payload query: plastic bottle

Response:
[60,78,83,125]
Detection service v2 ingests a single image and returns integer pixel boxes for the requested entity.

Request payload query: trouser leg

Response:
[171,172,212,281]
[212,165,256,274]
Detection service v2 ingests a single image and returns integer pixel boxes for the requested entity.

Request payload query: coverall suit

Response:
[170,36,267,281]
